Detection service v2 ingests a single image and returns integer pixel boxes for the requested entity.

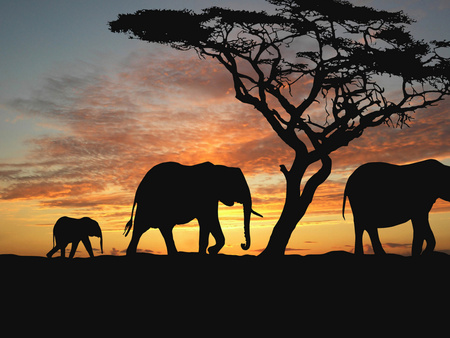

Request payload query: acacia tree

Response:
[109,0,450,255]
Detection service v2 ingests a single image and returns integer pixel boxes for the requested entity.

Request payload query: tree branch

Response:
[300,154,332,206]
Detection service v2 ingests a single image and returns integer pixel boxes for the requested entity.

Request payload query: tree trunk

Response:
[260,153,332,256]
[259,175,307,256]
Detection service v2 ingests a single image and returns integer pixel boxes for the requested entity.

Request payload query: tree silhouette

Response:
[109,0,450,255]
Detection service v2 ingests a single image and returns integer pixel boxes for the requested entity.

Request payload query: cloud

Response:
[2,50,289,202]
[333,103,450,168]
[345,244,374,254]
[384,243,412,249]
[39,192,129,209]
[110,248,158,255]
[136,248,157,254]
[285,247,310,252]
[110,247,120,256]
[1,47,449,233]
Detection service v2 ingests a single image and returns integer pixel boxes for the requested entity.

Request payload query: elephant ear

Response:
[218,166,246,207]
[89,219,102,237]
[214,165,239,206]
[217,183,235,206]
[220,197,235,207]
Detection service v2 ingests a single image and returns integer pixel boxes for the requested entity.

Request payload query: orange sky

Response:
[1,50,449,257]
[0,1,449,257]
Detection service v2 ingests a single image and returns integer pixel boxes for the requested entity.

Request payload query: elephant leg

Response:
[69,241,80,259]
[412,214,435,256]
[82,237,94,258]
[47,245,60,258]
[367,228,385,255]
[160,225,178,255]
[60,244,67,258]
[199,223,210,255]
[423,223,436,255]
[411,232,424,256]
[207,218,225,255]
[412,217,425,256]
[127,228,144,256]
[354,221,364,255]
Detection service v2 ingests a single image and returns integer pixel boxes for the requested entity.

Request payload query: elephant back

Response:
[135,162,213,219]
[346,161,439,227]
[53,217,83,243]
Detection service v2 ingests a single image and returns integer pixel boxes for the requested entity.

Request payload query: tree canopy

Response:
[110,0,449,157]
[110,0,450,255]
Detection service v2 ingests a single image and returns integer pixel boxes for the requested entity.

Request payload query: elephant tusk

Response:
[251,209,263,218]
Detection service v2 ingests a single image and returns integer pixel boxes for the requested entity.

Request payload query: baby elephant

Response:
[46,216,103,258]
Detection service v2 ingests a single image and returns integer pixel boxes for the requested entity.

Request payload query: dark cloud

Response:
[342,244,374,254]
[0,169,22,181]
[110,248,120,256]
[343,242,415,255]
[285,248,310,252]
[384,243,412,249]
[136,248,158,254]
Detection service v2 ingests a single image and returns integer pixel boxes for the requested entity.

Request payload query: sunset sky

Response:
[0,0,449,257]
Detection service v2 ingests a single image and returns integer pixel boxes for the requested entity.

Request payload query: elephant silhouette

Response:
[343,159,450,256]
[46,216,103,258]
[124,161,262,256]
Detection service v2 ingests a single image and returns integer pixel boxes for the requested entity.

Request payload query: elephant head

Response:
[435,160,450,202]
[215,165,263,250]
[85,217,103,254]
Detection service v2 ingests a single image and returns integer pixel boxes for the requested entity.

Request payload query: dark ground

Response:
[2,250,449,290]
[2,251,448,334]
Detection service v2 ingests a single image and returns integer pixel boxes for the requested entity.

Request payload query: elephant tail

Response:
[342,185,348,220]
[124,198,137,237]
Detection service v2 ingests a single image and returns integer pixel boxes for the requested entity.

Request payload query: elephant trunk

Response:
[234,168,262,251]
[241,203,263,250]
[241,203,251,250]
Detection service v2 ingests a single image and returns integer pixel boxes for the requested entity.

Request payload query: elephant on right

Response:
[342,159,450,256]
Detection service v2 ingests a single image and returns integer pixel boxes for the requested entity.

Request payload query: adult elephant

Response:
[342,159,450,256]
[124,162,262,255]
[46,216,103,258]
